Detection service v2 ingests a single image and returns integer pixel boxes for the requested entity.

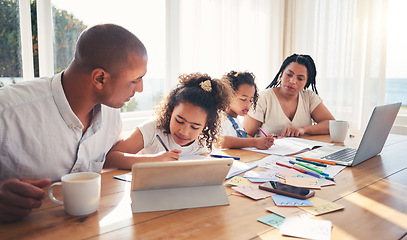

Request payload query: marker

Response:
[323,176,335,182]
[296,157,336,165]
[155,134,169,151]
[290,160,329,176]
[296,162,329,176]
[296,158,327,167]
[291,164,324,179]
[258,127,268,137]
[276,162,306,174]
[258,127,278,138]
[293,163,335,182]
[210,154,240,160]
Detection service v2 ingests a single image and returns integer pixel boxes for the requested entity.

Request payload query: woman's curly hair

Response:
[222,70,259,110]
[154,72,233,150]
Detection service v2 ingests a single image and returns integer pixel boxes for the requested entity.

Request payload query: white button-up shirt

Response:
[0,73,122,181]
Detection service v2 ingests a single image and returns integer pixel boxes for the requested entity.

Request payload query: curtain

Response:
[286,0,388,130]
[176,0,285,90]
[175,0,388,130]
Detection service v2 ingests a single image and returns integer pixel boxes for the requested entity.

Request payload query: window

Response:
[51,0,166,115]
[386,0,407,134]
[0,0,23,86]
[386,0,407,112]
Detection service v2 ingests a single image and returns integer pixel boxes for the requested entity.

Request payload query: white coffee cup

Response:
[329,120,349,142]
[48,172,101,216]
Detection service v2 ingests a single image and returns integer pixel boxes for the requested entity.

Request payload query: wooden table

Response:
[2,133,407,240]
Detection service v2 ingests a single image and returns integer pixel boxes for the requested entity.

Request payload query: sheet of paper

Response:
[271,194,314,206]
[254,155,296,168]
[290,173,335,187]
[226,160,257,179]
[299,197,345,215]
[257,213,285,229]
[266,206,313,219]
[319,178,336,187]
[232,184,274,200]
[322,164,346,177]
[275,169,302,180]
[225,176,252,186]
[285,176,321,189]
[231,192,245,197]
[243,169,282,182]
[280,218,332,240]
[243,137,333,156]
[252,154,345,180]
[114,172,132,182]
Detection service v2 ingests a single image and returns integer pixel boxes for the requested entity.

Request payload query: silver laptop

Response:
[296,102,401,166]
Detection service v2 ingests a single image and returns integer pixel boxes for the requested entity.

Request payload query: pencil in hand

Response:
[155,134,169,151]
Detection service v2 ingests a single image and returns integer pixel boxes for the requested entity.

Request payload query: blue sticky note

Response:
[257,213,285,229]
[271,194,314,206]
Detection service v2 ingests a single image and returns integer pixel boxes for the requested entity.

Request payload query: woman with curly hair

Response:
[217,71,275,150]
[105,72,233,168]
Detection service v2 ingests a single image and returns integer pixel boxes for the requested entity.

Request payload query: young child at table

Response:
[105,72,233,168]
[217,71,275,150]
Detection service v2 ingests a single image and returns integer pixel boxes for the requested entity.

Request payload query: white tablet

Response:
[130,158,233,213]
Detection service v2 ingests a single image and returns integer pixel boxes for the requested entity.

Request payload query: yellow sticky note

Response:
[299,197,344,215]
[225,176,252,186]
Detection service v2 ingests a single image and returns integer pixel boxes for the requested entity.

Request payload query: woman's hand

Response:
[281,127,305,137]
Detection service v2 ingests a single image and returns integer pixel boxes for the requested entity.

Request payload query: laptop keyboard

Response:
[322,148,357,162]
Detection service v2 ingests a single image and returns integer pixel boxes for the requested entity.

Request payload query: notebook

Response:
[130,158,233,213]
[296,102,401,166]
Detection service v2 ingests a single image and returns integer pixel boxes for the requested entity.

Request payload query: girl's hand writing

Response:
[156,149,182,161]
[254,135,275,150]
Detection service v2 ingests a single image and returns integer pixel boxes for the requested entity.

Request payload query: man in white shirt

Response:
[0,24,148,222]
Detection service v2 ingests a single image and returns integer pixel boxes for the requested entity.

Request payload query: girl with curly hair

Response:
[218,71,275,150]
[105,72,233,168]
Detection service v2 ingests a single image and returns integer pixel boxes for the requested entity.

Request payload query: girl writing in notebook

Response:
[218,71,275,149]
[244,54,335,138]
[105,72,233,168]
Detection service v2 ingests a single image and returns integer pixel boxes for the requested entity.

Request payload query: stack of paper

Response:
[243,137,333,156]
[226,160,257,179]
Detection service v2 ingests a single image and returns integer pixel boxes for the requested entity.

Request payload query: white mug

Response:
[48,172,101,216]
[329,120,349,142]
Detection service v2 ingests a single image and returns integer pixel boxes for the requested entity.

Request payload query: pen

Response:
[293,164,335,182]
[258,127,278,138]
[210,154,240,160]
[296,158,327,167]
[155,134,169,151]
[276,162,296,170]
[292,164,324,179]
[296,157,336,165]
[290,160,329,176]
[277,162,333,181]
[276,162,306,174]
[258,127,268,137]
